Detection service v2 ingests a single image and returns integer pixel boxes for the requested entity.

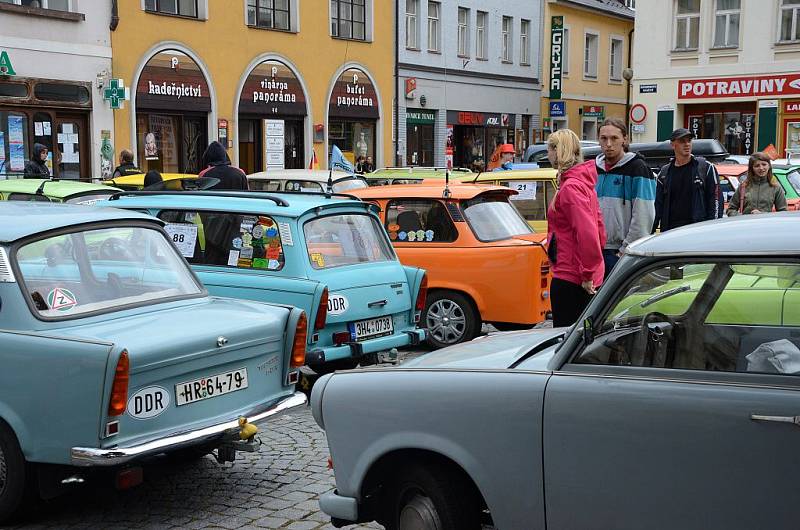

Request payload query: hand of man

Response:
[581,280,596,295]
[751,209,762,214]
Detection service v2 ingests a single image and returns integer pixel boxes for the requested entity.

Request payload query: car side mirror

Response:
[582,317,594,345]
[669,266,684,280]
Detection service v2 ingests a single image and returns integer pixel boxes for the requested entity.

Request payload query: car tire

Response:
[0,422,27,524]
[423,291,479,349]
[383,461,480,530]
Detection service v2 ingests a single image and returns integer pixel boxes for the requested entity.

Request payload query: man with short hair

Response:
[652,128,722,232]
[112,149,139,178]
[595,118,655,277]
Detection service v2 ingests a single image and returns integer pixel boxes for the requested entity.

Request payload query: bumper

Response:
[308,328,426,365]
[319,490,360,522]
[70,392,308,467]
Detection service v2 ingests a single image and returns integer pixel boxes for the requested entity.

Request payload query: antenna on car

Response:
[472,170,483,184]
[443,169,451,199]
[326,168,333,199]
[35,176,57,196]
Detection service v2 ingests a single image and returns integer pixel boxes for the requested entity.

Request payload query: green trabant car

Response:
[0,179,120,205]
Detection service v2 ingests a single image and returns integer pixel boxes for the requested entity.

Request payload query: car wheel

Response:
[423,292,478,349]
[384,462,480,530]
[0,423,27,524]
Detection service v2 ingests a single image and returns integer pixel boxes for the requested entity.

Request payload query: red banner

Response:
[678,73,800,99]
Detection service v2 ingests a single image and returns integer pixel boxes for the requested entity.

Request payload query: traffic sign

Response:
[630,103,647,124]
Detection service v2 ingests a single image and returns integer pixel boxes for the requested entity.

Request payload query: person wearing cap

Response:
[652,128,722,232]
[492,143,517,170]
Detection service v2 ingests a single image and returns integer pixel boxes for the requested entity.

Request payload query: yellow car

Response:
[366,167,473,186]
[102,173,200,191]
[457,168,558,232]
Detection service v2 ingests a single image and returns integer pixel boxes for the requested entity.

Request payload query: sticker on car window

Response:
[228,250,240,266]
[240,247,254,259]
[398,231,407,241]
[47,288,78,311]
[278,222,293,246]
[164,223,198,257]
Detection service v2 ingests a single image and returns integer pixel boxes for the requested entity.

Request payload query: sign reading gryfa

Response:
[679,73,800,99]
[549,16,564,100]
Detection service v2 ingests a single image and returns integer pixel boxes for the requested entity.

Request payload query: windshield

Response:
[304,214,395,269]
[332,178,368,192]
[786,171,800,195]
[65,192,116,205]
[462,194,534,240]
[16,225,202,318]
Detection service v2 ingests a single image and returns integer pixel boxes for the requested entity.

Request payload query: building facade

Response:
[110,0,393,174]
[0,1,113,180]
[397,0,543,170]
[542,0,634,141]
[632,0,800,156]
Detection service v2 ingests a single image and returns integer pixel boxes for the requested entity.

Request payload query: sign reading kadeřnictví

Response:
[549,16,564,100]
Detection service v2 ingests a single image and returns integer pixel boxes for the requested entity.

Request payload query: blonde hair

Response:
[547,129,583,173]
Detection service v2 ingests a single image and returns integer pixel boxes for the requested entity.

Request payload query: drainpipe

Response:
[110,0,119,31]
[394,0,400,166]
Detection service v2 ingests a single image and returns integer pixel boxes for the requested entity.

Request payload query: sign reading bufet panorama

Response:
[678,73,800,99]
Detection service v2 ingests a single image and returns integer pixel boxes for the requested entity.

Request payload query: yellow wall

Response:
[541,1,633,137]
[111,1,394,170]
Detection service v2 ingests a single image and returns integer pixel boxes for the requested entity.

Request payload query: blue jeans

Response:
[603,249,620,280]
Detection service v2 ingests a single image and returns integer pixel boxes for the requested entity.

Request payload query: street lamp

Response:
[623,68,634,130]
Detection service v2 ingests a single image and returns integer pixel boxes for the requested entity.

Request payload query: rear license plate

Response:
[175,368,248,406]
[349,316,394,341]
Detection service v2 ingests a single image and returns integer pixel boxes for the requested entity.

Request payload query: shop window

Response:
[457,7,469,57]
[328,121,375,165]
[145,0,198,18]
[427,1,440,52]
[32,112,54,169]
[246,0,291,31]
[583,31,598,79]
[779,0,800,42]
[385,200,458,243]
[520,19,530,65]
[33,83,90,105]
[502,16,513,62]
[674,0,700,51]
[475,10,487,59]
[0,82,28,98]
[331,0,367,41]
[610,36,623,81]
[405,0,419,49]
[713,0,740,48]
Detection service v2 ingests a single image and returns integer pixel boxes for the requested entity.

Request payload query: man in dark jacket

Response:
[199,141,248,190]
[112,149,140,178]
[652,128,722,232]
[24,143,51,178]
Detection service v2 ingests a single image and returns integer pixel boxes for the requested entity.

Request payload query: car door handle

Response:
[368,299,388,308]
[751,414,800,427]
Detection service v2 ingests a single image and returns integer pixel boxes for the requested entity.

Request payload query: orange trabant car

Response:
[351,182,551,348]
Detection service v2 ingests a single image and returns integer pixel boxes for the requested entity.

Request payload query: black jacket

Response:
[112,162,140,178]
[199,141,248,191]
[23,143,50,178]
[653,155,722,232]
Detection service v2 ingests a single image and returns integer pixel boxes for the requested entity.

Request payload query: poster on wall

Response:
[8,115,25,172]
[148,115,177,165]
[688,115,703,138]
[742,114,756,154]
[264,119,285,171]
[445,125,454,169]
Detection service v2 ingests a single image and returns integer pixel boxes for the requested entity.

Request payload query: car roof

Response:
[102,173,197,186]
[0,179,117,198]
[714,164,747,176]
[104,190,370,218]
[368,167,473,177]
[627,213,800,257]
[247,169,356,181]
[350,182,514,200]
[460,168,558,182]
[0,202,159,243]
[771,164,800,172]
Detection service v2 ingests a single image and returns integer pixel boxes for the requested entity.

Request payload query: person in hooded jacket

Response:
[595,118,656,277]
[726,152,787,216]
[546,128,607,328]
[199,141,248,190]
[24,143,51,178]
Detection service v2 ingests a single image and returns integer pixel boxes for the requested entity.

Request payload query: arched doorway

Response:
[327,67,379,169]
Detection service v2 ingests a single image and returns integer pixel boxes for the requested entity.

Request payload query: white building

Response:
[632,0,800,157]
[397,0,543,169]
[0,1,114,180]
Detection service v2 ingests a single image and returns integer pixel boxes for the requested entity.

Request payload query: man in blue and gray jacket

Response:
[595,118,656,277]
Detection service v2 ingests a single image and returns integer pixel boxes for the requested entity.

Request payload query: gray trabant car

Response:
[312,213,800,530]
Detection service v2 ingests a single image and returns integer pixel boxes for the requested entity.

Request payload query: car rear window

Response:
[500,180,555,222]
[157,210,286,271]
[304,214,394,269]
[462,194,534,241]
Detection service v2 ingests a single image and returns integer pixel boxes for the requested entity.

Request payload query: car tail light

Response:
[315,288,329,331]
[415,274,428,312]
[332,331,351,346]
[108,350,129,417]
[290,312,308,368]
[540,261,551,289]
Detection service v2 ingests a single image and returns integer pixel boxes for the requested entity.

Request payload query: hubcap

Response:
[426,299,467,344]
[0,442,6,497]
[399,493,443,530]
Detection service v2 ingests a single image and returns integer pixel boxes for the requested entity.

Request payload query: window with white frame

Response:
[779,0,800,42]
[610,36,623,81]
[624,0,635,7]
[145,0,198,17]
[584,31,598,79]
[247,0,290,30]
[331,0,367,40]
[563,27,570,75]
[428,1,440,52]
[458,7,470,57]
[502,16,513,62]
[476,10,488,59]
[406,0,419,49]
[0,0,71,9]
[520,19,530,65]
[713,0,740,47]
[674,0,700,50]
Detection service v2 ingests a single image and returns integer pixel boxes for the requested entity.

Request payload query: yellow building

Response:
[541,0,634,141]
[110,1,393,174]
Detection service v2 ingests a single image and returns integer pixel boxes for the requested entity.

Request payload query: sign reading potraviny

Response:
[329,68,379,119]
[239,59,307,116]
[678,73,800,100]
[136,50,211,111]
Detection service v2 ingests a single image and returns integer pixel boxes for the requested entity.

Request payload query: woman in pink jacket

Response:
[546,129,607,327]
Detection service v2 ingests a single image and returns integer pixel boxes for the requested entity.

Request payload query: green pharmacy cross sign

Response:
[103,78,130,110]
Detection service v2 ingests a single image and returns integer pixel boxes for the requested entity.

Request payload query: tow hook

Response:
[215,438,260,464]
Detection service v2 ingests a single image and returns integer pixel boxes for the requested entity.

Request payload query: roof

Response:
[104,191,369,218]
[771,165,800,172]
[368,167,474,178]
[459,168,558,182]
[102,173,197,188]
[715,164,747,177]
[248,169,354,181]
[0,179,116,198]
[350,182,514,201]
[556,0,635,20]
[0,202,159,243]
[627,213,800,257]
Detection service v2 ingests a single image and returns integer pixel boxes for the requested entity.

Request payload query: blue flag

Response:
[330,144,355,174]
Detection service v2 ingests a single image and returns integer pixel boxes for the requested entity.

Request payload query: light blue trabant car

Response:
[102,191,427,373]
[312,213,800,530]
[0,202,307,522]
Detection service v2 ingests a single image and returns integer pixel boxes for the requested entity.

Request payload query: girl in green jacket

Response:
[726,152,787,216]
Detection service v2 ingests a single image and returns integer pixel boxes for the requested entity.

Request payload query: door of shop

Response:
[54,113,89,180]
[407,123,433,166]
